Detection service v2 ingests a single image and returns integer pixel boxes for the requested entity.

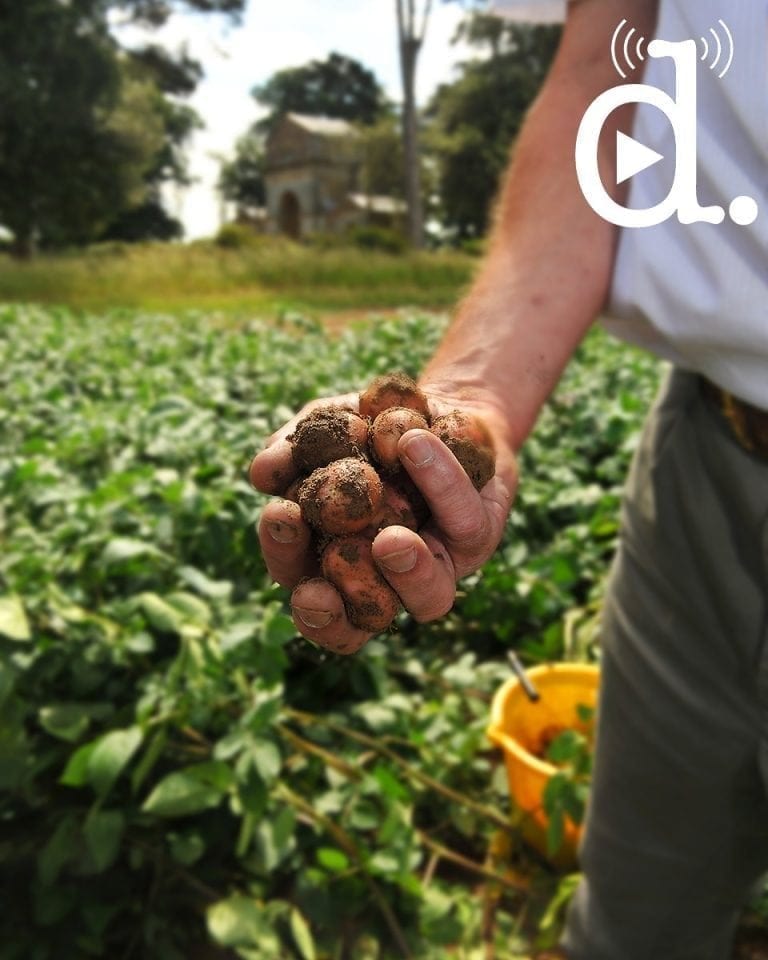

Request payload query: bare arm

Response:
[421,0,660,449]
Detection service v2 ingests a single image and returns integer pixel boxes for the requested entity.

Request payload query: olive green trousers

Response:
[563,368,768,960]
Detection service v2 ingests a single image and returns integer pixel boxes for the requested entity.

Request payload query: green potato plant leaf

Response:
[290,907,317,960]
[87,726,144,797]
[83,809,125,873]
[142,761,233,817]
[39,703,93,742]
[0,594,31,641]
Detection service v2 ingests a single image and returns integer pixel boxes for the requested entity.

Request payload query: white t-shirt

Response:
[492,1,768,408]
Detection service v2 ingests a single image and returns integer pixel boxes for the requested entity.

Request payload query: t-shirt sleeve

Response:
[488,0,570,23]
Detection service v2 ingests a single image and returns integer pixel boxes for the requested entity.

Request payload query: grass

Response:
[0,238,476,315]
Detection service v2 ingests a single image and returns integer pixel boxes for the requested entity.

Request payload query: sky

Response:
[116,1,482,239]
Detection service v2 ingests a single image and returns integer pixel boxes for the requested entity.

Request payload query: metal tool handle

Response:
[507,650,540,703]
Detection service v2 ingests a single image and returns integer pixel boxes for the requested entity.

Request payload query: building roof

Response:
[286,113,356,137]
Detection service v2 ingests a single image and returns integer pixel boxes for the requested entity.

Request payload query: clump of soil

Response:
[289,407,368,472]
[347,594,391,631]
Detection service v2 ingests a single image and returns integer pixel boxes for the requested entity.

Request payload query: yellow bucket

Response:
[487,663,600,865]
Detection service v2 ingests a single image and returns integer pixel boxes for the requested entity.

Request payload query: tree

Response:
[427,15,561,240]
[358,116,407,200]
[218,132,267,221]
[111,0,244,26]
[0,0,243,256]
[102,47,204,242]
[0,0,152,256]
[252,52,389,130]
[129,43,203,95]
[395,0,432,248]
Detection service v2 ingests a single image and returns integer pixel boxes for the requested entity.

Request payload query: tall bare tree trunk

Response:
[396,0,432,249]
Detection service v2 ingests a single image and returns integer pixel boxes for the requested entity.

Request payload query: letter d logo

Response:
[575,37,758,227]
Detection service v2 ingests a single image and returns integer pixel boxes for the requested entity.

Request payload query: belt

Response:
[699,376,768,459]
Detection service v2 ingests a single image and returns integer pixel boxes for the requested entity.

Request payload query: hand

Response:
[248,389,517,654]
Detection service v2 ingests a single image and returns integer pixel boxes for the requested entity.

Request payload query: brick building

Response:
[263,113,405,238]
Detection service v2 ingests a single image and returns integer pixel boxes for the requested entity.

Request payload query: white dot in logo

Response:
[729,195,758,226]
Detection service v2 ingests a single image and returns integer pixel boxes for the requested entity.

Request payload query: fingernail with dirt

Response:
[293,606,333,629]
[378,547,417,573]
[268,520,297,543]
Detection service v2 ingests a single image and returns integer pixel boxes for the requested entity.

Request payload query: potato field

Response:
[1,302,724,958]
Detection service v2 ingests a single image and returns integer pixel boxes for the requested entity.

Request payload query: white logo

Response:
[575,22,757,228]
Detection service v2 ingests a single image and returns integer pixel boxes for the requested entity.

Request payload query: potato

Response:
[289,406,369,472]
[430,411,496,491]
[298,457,383,536]
[272,374,497,650]
[282,477,303,503]
[321,536,400,632]
[355,476,429,537]
[378,476,429,531]
[369,407,430,473]
[359,372,430,422]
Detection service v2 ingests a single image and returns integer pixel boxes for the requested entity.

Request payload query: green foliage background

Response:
[0,306,662,958]
[426,20,561,239]
[0,0,241,255]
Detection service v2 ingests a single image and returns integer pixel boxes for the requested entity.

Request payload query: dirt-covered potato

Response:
[282,477,303,503]
[289,406,369,472]
[321,536,400,632]
[369,406,430,473]
[358,373,430,422]
[430,411,496,491]
[378,476,429,531]
[275,373,497,649]
[297,458,383,536]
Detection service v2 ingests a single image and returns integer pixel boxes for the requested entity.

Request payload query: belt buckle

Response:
[701,378,768,458]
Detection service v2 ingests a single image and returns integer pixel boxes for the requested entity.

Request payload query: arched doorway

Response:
[278,191,301,239]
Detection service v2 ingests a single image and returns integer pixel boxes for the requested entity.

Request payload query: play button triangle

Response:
[616,131,664,185]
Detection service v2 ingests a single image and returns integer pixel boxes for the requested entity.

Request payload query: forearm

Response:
[420,0,659,450]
